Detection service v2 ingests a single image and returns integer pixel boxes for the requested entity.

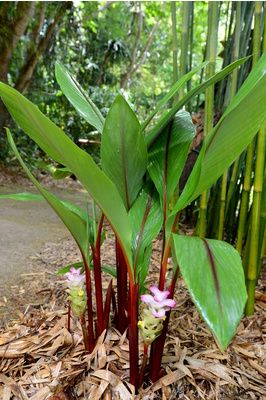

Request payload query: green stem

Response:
[245,1,264,315]
[179,1,191,100]
[171,2,178,104]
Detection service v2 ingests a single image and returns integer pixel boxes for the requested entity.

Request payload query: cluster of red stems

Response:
[65,213,178,391]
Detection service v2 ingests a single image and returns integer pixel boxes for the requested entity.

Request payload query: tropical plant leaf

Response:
[0,192,44,202]
[172,234,247,349]
[0,84,132,268]
[148,110,195,210]
[129,183,163,284]
[6,129,89,256]
[142,62,208,131]
[180,53,266,205]
[101,94,147,210]
[55,62,104,133]
[145,57,249,147]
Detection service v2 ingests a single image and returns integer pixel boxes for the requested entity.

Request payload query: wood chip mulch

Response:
[0,264,266,399]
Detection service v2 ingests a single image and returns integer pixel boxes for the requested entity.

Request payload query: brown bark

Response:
[15,3,71,93]
[120,18,160,89]
[0,2,35,83]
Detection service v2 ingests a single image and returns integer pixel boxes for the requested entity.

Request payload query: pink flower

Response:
[65,267,85,287]
[140,285,176,319]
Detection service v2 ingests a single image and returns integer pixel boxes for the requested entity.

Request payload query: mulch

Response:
[0,166,265,399]
[0,233,266,400]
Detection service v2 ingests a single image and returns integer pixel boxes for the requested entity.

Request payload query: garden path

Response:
[0,183,86,300]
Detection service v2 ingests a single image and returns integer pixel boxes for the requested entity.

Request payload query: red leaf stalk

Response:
[103,280,113,330]
[149,268,179,382]
[91,213,105,335]
[128,282,139,390]
[115,238,128,333]
[139,342,149,386]
[81,252,95,352]
[80,313,90,351]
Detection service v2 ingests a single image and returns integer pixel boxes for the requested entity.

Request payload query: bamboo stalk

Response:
[197,1,218,238]
[245,1,264,316]
[218,1,242,240]
[171,2,178,104]
[179,1,191,99]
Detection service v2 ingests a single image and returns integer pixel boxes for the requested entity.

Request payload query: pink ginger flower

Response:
[65,267,85,287]
[141,285,176,319]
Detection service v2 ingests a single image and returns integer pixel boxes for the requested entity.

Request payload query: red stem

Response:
[128,283,139,390]
[139,342,149,386]
[115,238,128,333]
[103,279,113,330]
[82,253,95,352]
[149,268,179,382]
[91,213,105,335]
[80,313,90,351]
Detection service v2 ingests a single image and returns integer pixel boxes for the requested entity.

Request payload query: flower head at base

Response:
[138,285,176,344]
[140,286,176,320]
[65,267,86,318]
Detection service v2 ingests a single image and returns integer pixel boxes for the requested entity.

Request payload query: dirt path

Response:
[0,183,86,301]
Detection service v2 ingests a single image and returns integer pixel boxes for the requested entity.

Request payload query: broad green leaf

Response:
[0,192,44,202]
[142,62,208,131]
[6,130,89,256]
[169,53,266,216]
[129,184,163,284]
[148,110,195,210]
[172,234,247,349]
[101,95,147,210]
[165,142,206,236]
[55,62,104,133]
[0,84,132,268]
[188,54,266,201]
[146,57,249,147]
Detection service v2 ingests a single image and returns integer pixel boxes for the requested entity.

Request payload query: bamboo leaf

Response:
[6,129,89,256]
[0,84,132,268]
[146,57,249,147]
[172,234,247,349]
[55,62,104,133]
[101,94,147,210]
[142,62,207,131]
[148,110,195,209]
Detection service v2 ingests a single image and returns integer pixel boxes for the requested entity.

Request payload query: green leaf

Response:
[55,62,104,133]
[142,62,207,131]
[146,57,249,147]
[186,53,266,202]
[172,234,247,349]
[6,130,89,256]
[129,184,163,284]
[0,84,132,269]
[101,94,147,210]
[148,110,195,210]
[0,192,44,202]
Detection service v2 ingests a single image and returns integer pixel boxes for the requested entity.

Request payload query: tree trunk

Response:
[0,2,35,83]
[15,3,71,93]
